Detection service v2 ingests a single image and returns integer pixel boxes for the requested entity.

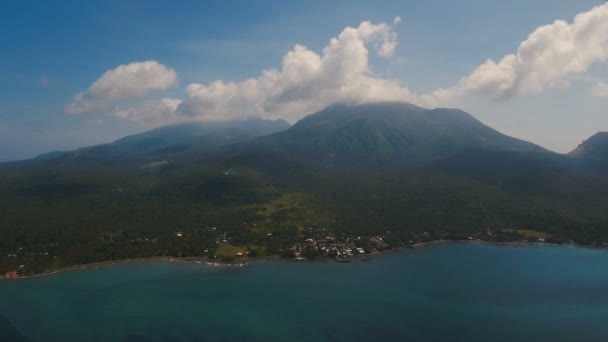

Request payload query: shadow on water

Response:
[0,315,31,342]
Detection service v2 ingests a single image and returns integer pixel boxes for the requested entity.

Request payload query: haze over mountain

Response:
[10,102,608,172]
[20,102,554,169]
[15,100,608,175]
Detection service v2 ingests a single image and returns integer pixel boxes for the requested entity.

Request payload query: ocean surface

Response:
[1,242,608,342]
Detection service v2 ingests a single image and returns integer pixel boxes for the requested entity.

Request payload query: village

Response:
[289,232,390,262]
[1,224,581,278]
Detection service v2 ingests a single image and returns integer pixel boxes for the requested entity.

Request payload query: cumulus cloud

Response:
[426,3,608,103]
[592,81,608,97]
[176,21,410,122]
[66,4,608,127]
[66,61,177,114]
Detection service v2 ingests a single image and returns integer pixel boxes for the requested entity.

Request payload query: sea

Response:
[1,242,607,341]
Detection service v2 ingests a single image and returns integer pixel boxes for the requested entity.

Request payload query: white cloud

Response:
[111,98,183,125]
[592,81,608,97]
[177,21,410,122]
[66,4,608,128]
[66,61,177,114]
[426,3,608,103]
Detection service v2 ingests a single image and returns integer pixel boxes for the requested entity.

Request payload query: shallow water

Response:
[1,243,608,341]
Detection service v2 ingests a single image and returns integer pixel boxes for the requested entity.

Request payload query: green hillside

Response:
[240,102,546,167]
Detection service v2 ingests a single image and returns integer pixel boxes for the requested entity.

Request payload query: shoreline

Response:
[1,255,276,280]
[2,240,606,280]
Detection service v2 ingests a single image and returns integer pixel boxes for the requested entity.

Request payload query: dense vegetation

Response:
[1,102,608,275]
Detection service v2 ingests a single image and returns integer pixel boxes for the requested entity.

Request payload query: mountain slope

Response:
[570,132,608,159]
[32,118,290,165]
[239,102,547,166]
[114,117,290,148]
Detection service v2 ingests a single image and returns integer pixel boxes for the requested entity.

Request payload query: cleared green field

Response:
[214,244,247,258]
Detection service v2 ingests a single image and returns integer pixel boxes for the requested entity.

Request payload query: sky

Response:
[0,0,607,161]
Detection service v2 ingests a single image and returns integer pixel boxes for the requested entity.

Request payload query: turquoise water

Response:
[1,243,608,341]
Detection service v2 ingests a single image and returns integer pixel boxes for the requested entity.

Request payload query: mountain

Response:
[31,118,290,165]
[567,132,608,175]
[28,102,546,168]
[238,102,547,167]
[569,132,608,159]
[113,117,290,148]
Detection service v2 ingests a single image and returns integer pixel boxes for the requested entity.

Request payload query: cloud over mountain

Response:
[64,4,608,127]
[177,20,410,122]
[111,98,183,125]
[66,61,177,114]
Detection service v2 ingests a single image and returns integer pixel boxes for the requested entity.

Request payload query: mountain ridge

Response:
[27,117,291,166]
[232,102,548,167]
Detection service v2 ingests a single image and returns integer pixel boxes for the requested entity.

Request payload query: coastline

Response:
[1,256,273,281]
[3,240,606,280]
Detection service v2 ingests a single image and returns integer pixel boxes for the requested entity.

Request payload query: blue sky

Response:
[0,0,606,161]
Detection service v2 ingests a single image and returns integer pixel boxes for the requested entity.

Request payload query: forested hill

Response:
[233,102,547,167]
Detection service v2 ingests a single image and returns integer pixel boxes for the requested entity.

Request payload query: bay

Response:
[1,242,608,341]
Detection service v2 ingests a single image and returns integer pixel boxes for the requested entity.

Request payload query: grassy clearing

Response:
[502,229,550,239]
[214,244,247,258]
[254,192,336,231]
